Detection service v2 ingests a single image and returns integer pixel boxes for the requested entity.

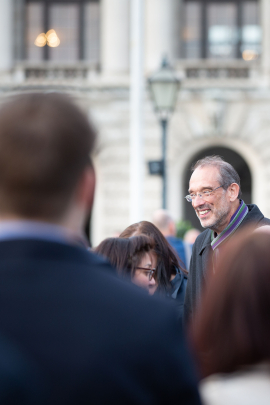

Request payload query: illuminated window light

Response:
[34,29,60,48]
[242,49,258,61]
[46,29,60,47]
[34,33,47,47]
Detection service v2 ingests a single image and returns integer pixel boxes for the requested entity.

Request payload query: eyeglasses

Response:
[185,185,224,203]
[135,267,156,281]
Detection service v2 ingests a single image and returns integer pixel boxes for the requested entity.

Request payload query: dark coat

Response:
[167,268,188,322]
[184,204,270,324]
[0,334,47,405]
[0,238,201,405]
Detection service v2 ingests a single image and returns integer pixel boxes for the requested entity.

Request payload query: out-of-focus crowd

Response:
[0,93,268,405]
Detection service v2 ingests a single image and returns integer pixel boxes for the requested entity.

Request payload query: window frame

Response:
[183,0,260,59]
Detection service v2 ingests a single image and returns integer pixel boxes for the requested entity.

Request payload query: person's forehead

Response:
[140,251,153,265]
[141,250,157,265]
[189,166,220,191]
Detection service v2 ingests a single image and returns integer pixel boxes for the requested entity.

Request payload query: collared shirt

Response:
[0,220,89,248]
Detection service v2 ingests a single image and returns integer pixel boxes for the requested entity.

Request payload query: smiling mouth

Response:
[198,209,211,218]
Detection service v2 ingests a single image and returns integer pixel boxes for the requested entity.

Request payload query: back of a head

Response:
[192,228,270,377]
[152,209,175,235]
[192,155,242,198]
[0,92,96,220]
[94,235,154,278]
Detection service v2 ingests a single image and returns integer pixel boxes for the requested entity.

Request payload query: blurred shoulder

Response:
[86,249,180,327]
[200,364,270,405]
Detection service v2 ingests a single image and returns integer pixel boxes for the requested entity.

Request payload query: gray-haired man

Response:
[184,156,270,324]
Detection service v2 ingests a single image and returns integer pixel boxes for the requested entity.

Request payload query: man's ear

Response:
[77,165,96,212]
[228,183,239,202]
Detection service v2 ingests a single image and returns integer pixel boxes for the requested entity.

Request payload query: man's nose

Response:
[192,194,205,208]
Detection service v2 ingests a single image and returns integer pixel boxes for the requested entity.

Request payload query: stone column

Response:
[0,0,13,71]
[261,0,270,83]
[13,0,25,61]
[101,0,130,75]
[145,0,182,72]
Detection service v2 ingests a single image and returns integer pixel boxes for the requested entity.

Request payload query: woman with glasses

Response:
[119,221,188,321]
[94,235,157,295]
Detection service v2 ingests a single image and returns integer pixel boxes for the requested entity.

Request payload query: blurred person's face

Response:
[132,252,157,295]
[189,166,236,234]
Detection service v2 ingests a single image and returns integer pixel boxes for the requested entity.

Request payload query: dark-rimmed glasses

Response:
[185,185,224,203]
[135,267,156,281]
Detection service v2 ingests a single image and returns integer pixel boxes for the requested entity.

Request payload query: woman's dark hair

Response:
[119,221,187,293]
[94,235,155,279]
[191,228,270,378]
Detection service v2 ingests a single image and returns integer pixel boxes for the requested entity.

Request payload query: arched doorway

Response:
[184,146,252,230]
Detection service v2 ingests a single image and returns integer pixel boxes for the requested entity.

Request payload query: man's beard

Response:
[195,203,231,232]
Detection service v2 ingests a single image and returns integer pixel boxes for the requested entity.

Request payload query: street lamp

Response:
[148,57,181,209]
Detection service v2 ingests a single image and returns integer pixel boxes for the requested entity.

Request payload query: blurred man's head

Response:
[152,209,176,237]
[184,228,201,244]
[0,93,96,229]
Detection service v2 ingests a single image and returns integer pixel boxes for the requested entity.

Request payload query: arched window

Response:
[182,0,261,60]
[25,0,100,63]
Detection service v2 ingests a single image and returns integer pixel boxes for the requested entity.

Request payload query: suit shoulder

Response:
[76,251,179,323]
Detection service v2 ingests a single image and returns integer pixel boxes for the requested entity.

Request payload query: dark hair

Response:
[192,155,242,198]
[0,92,96,220]
[94,235,155,279]
[119,221,187,293]
[191,228,270,378]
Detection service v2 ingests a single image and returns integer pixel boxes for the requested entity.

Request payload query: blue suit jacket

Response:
[0,239,201,405]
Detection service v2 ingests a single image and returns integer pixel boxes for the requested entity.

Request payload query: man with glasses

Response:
[184,155,270,324]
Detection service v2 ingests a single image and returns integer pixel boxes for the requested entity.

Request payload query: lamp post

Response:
[148,57,181,209]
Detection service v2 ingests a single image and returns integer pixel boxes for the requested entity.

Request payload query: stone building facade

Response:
[0,0,269,244]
